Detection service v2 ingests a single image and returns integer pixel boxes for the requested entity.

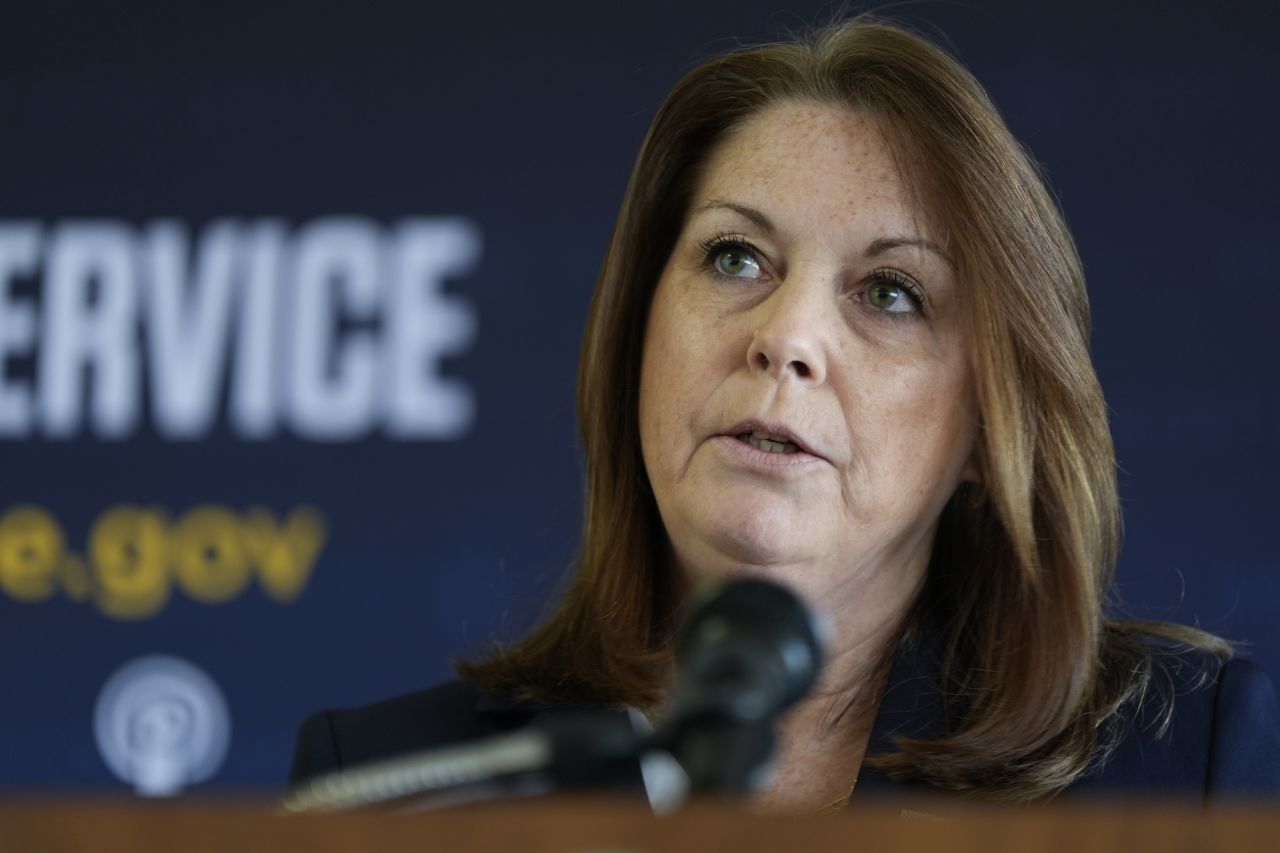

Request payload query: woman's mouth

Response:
[738,430,801,454]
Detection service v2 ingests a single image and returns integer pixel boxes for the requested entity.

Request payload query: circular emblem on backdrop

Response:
[94,655,231,796]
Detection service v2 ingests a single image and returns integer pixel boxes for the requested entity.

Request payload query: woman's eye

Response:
[712,247,762,279]
[868,282,910,312]
[863,272,924,315]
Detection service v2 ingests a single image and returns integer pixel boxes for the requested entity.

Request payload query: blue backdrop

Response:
[1,0,1276,793]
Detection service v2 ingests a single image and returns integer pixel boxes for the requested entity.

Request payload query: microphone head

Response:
[672,577,828,726]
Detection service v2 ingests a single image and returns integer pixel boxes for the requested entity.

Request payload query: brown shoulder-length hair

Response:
[461,15,1229,801]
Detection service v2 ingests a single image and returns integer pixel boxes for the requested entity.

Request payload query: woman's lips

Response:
[739,430,801,454]
[720,420,826,462]
[709,433,826,470]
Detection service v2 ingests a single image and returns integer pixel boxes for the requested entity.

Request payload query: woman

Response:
[290,16,1280,808]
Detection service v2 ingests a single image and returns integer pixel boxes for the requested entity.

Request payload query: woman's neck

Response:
[748,625,898,813]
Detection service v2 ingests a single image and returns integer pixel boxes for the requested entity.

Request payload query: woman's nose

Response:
[745,281,828,386]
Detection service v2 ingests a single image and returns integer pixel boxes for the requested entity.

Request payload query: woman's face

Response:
[639,101,977,614]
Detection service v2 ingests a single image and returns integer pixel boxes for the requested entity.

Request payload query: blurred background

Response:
[1,0,1276,794]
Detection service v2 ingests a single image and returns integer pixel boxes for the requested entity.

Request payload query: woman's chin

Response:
[660,488,839,579]
[696,512,823,573]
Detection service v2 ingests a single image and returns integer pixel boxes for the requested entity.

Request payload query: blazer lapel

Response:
[855,628,950,799]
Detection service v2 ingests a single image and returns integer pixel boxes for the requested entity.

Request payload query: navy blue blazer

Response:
[289,640,1280,804]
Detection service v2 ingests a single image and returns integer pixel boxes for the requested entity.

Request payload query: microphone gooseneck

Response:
[654,577,827,795]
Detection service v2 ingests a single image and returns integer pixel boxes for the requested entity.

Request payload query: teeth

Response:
[739,431,800,454]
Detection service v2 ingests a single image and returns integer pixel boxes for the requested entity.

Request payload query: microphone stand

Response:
[652,718,775,796]
[282,712,645,814]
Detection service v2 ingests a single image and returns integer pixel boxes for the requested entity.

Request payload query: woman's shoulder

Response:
[1194,656,1280,795]
[1071,643,1280,801]
[287,679,544,786]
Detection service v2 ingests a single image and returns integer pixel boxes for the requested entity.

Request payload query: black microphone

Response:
[654,577,827,795]
[282,578,825,812]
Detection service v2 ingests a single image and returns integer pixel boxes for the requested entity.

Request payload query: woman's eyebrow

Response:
[865,236,952,267]
[694,199,776,234]
[696,198,953,267]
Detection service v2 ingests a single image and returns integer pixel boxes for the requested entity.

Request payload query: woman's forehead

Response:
[690,101,946,252]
